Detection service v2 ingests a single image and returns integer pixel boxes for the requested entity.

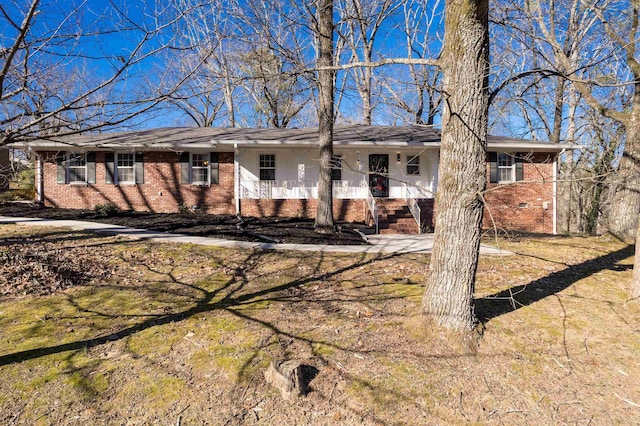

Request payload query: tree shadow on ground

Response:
[0,247,401,366]
[476,244,634,322]
[0,240,418,424]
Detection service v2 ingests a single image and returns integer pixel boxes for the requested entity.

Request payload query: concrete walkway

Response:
[0,216,512,255]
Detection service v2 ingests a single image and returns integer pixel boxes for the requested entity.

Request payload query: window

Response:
[259,154,276,181]
[179,152,218,185]
[105,152,143,185]
[406,155,420,175]
[56,151,96,184]
[191,153,209,184]
[116,153,135,184]
[331,155,342,181]
[497,153,515,182]
[68,153,87,183]
[489,152,522,184]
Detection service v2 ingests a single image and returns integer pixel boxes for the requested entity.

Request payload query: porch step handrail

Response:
[402,182,422,234]
[366,185,379,234]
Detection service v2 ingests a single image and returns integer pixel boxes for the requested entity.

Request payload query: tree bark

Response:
[608,113,640,241]
[552,76,571,234]
[314,0,335,233]
[421,0,489,332]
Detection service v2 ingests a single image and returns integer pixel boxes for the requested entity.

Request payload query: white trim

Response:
[36,155,43,203]
[234,144,240,215]
[190,152,211,185]
[115,152,136,185]
[553,153,558,235]
[259,153,276,181]
[67,152,88,184]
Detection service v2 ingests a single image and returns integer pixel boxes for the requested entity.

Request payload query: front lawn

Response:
[0,224,638,424]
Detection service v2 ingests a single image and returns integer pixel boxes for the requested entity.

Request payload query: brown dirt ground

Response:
[0,202,370,245]
[0,224,639,425]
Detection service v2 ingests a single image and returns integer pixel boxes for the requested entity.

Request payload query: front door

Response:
[369,154,389,197]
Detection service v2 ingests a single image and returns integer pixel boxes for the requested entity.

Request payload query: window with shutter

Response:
[331,155,342,181]
[497,153,515,183]
[68,153,87,183]
[191,153,210,184]
[116,153,135,184]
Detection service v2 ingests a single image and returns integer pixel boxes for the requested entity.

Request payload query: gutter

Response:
[553,151,560,235]
[234,143,240,215]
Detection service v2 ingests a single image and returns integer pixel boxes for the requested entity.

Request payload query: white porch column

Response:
[234,143,240,215]
[36,153,44,203]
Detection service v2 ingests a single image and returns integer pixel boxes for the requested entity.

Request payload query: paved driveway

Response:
[0,216,512,255]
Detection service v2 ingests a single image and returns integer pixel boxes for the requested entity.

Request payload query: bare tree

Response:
[381,0,444,125]
[524,0,640,241]
[314,0,335,233]
[240,47,310,128]
[336,0,399,125]
[1,1,204,145]
[162,0,240,127]
[573,114,622,235]
[422,0,489,332]
[490,0,604,234]
[633,225,640,300]
[510,0,640,298]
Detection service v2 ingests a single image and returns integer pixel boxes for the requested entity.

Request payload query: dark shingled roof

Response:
[12,125,572,152]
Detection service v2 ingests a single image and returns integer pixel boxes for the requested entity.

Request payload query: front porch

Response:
[234,146,439,234]
[238,179,434,234]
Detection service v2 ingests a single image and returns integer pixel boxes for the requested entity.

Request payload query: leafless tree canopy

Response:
[0,0,214,146]
[4,1,640,300]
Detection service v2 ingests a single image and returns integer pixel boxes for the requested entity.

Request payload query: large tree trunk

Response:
[608,115,640,241]
[222,58,236,127]
[362,63,372,125]
[552,76,571,234]
[314,0,335,233]
[421,0,489,332]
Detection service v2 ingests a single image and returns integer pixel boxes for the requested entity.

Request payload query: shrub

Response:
[94,202,120,217]
[0,168,35,201]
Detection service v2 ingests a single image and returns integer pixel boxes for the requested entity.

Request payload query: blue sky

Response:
[4,0,611,144]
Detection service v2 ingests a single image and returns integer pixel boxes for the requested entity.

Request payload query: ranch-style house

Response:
[11,125,571,234]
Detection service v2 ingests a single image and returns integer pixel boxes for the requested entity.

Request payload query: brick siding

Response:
[39,150,557,234]
[240,199,368,223]
[483,152,556,234]
[39,151,235,214]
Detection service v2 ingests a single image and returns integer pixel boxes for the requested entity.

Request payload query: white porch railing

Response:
[402,183,422,233]
[366,187,379,234]
[240,180,370,199]
[333,180,370,199]
[240,180,315,199]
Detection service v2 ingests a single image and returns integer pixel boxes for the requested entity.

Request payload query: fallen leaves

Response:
[0,237,114,298]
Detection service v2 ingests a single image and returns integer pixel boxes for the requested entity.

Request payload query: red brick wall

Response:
[39,151,235,214]
[240,198,368,223]
[482,152,556,234]
[39,149,558,234]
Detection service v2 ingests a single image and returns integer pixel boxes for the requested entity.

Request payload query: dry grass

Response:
[0,224,638,425]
